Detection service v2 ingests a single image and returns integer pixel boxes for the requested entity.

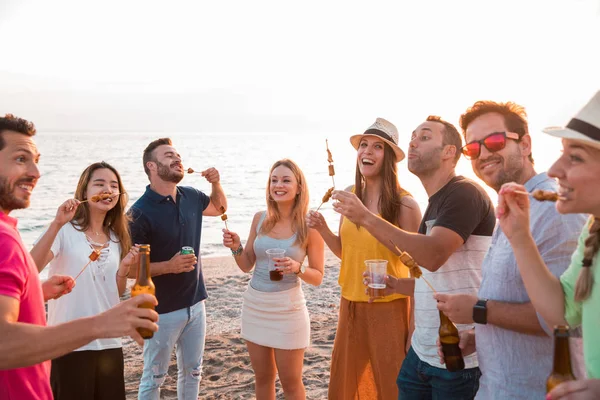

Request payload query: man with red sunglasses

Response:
[434,101,587,399]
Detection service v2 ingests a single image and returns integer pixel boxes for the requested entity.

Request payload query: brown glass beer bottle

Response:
[439,310,465,372]
[130,244,156,339]
[547,325,576,393]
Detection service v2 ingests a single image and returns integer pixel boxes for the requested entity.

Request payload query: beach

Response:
[123,248,342,399]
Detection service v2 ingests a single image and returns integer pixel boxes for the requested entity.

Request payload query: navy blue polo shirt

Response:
[129,185,211,314]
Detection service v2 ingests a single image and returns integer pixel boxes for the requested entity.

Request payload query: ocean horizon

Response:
[13,130,561,279]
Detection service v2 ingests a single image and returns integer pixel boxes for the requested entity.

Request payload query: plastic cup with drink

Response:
[365,259,388,299]
[266,248,286,281]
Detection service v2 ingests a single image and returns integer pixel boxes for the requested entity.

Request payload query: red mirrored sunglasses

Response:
[461,131,521,160]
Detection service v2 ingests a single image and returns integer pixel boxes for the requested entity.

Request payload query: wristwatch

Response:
[473,298,488,324]
[295,264,307,275]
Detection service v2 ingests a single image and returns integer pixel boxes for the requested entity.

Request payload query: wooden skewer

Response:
[74,260,93,281]
[315,202,325,212]
[389,240,437,294]
[418,272,437,294]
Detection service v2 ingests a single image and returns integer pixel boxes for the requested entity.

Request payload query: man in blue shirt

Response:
[434,101,586,399]
[129,138,227,400]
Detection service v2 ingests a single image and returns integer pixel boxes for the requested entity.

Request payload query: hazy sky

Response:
[0,0,599,134]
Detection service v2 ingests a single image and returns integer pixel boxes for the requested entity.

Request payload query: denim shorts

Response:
[397,346,481,400]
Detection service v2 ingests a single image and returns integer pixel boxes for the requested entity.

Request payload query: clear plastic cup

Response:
[266,248,286,281]
[365,259,388,299]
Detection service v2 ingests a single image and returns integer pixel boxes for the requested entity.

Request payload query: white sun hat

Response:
[543,90,600,150]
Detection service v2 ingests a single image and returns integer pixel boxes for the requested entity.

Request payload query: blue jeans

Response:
[138,301,206,400]
[397,346,481,400]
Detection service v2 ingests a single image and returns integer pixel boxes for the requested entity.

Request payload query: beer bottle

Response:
[439,310,465,372]
[130,244,156,339]
[547,325,576,393]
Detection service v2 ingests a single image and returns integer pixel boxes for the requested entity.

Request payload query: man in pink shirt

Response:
[0,114,159,400]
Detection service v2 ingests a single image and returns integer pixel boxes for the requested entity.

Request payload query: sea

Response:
[13,130,559,279]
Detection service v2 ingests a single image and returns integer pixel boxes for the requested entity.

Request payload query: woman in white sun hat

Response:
[497,90,600,400]
[307,118,422,399]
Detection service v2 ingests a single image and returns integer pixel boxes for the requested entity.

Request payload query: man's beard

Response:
[477,154,524,192]
[156,161,184,184]
[0,176,31,211]
[408,147,443,177]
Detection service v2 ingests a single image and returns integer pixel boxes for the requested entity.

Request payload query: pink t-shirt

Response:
[0,212,52,400]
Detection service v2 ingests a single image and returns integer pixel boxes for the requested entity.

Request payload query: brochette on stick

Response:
[187,167,205,175]
[514,189,564,202]
[220,206,229,231]
[80,192,124,203]
[389,240,437,294]
[316,139,336,212]
[74,249,101,281]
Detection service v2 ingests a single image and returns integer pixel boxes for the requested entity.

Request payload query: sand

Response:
[123,249,342,399]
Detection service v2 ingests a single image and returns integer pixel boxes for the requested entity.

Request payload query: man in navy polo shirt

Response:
[129,138,227,400]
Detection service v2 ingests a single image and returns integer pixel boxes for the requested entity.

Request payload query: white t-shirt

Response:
[37,223,122,351]
[411,221,491,369]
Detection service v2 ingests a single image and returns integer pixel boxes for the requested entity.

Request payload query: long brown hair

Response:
[260,159,310,248]
[354,143,407,227]
[72,162,131,260]
[575,216,599,301]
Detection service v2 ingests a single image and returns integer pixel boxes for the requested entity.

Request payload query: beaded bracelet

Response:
[231,244,243,256]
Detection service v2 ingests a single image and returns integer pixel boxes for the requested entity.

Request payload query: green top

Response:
[560,223,600,379]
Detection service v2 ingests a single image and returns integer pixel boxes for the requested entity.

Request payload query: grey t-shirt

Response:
[250,212,306,292]
[475,173,587,400]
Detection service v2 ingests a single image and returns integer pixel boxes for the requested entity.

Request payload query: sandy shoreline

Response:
[123,249,342,399]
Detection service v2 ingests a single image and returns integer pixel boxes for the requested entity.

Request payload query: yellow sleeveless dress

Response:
[328,189,413,400]
[338,191,411,303]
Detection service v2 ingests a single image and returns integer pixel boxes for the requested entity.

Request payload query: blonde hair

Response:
[260,159,309,248]
[575,217,599,301]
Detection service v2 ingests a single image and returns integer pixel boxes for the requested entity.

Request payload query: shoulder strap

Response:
[256,211,267,234]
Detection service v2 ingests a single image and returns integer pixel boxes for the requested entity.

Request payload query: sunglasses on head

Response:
[461,131,521,160]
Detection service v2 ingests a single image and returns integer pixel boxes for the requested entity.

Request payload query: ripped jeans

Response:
[138,300,206,400]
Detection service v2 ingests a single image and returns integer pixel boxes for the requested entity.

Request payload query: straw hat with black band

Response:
[350,117,405,162]
[543,90,600,150]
